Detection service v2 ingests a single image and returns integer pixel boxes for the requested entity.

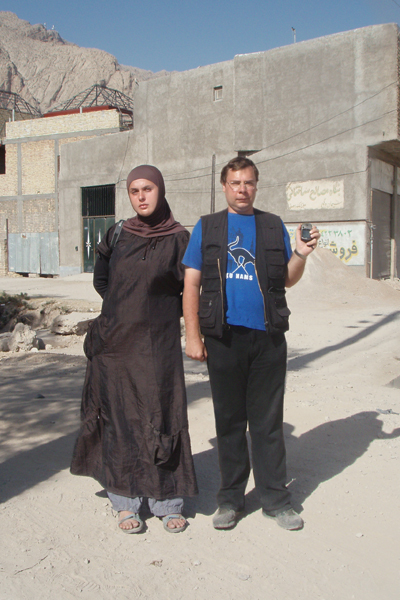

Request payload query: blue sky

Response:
[1,0,400,73]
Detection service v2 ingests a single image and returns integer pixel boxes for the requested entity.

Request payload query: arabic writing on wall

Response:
[286,179,344,210]
[286,223,366,266]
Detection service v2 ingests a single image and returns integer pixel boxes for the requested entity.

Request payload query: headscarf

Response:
[122,165,186,238]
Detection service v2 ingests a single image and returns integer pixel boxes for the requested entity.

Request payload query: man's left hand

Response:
[295,224,320,258]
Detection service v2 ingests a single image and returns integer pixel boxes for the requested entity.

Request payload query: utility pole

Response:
[210,154,216,213]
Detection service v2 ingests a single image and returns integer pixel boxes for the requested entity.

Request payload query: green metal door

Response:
[83,217,115,272]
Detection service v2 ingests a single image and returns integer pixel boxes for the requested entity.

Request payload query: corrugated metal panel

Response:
[40,233,60,275]
[8,232,59,275]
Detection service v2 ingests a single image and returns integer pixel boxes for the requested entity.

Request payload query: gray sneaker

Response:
[263,508,304,530]
[212,507,241,529]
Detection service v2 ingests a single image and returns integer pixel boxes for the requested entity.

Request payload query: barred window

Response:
[81,184,115,217]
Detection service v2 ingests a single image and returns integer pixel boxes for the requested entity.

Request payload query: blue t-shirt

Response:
[183,213,292,331]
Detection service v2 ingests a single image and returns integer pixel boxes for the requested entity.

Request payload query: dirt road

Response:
[1,251,399,600]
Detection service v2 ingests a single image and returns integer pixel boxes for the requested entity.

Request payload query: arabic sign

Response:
[286,179,344,210]
[286,222,366,266]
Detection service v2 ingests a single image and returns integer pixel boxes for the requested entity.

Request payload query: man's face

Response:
[222,167,258,215]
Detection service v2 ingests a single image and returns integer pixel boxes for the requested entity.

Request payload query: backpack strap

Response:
[110,220,125,251]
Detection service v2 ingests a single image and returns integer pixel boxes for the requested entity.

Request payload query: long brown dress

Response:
[70,225,198,500]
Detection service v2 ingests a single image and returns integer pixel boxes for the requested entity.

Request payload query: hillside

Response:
[0,11,168,113]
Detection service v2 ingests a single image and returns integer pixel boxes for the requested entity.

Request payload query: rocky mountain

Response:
[0,11,168,113]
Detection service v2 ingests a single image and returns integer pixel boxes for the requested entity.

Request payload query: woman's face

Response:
[128,178,159,217]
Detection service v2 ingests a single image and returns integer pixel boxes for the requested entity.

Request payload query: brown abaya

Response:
[71,169,198,500]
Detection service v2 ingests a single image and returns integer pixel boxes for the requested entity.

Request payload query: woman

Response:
[71,165,198,533]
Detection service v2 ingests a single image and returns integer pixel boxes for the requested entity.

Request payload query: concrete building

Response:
[0,105,130,275]
[2,24,400,278]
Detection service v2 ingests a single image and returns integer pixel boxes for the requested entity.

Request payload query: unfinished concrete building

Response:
[0,85,133,275]
[1,25,399,279]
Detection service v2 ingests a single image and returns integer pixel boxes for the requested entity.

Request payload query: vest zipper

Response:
[254,262,268,328]
[217,258,225,328]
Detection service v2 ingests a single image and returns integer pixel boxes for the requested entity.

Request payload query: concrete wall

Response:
[58,131,134,275]
[55,24,400,275]
[234,25,398,223]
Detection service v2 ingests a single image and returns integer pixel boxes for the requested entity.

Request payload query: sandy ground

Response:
[0,249,399,600]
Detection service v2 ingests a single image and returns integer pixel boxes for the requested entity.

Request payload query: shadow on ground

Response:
[0,353,85,503]
[190,412,400,520]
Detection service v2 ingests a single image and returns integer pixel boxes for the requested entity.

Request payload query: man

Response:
[182,157,320,531]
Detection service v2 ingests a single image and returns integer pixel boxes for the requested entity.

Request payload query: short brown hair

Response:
[220,157,259,185]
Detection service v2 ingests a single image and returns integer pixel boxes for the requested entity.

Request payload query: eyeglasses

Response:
[226,180,257,192]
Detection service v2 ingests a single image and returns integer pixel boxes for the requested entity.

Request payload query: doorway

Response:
[371,189,391,279]
[82,184,115,272]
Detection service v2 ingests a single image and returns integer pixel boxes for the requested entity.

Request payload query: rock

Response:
[51,313,96,336]
[33,337,46,350]
[8,323,36,351]
[0,324,45,352]
[150,560,163,567]
[0,332,11,351]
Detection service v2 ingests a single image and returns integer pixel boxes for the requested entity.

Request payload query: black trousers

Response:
[205,326,291,514]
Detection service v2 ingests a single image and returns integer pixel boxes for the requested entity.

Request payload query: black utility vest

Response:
[199,208,290,338]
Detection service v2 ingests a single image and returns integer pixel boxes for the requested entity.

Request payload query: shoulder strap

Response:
[110,220,125,251]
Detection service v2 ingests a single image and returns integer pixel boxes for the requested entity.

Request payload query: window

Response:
[0,145,5,174]
[81,184,115,217]
[213,86,223,101]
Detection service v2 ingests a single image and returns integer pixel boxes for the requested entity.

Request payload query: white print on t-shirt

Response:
[227,236,255,279]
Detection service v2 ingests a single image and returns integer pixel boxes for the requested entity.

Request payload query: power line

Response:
[161,107,395,185]
[257,168,367,190]
[255,81,396,155]
[57,103,394,194]
[161,81,396,182]
[256,109,396,166]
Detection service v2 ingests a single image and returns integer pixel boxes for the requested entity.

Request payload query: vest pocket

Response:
[199,291,221,328]
[265,251,286,279]
[266,287,291,332]
[201,261,221,291]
